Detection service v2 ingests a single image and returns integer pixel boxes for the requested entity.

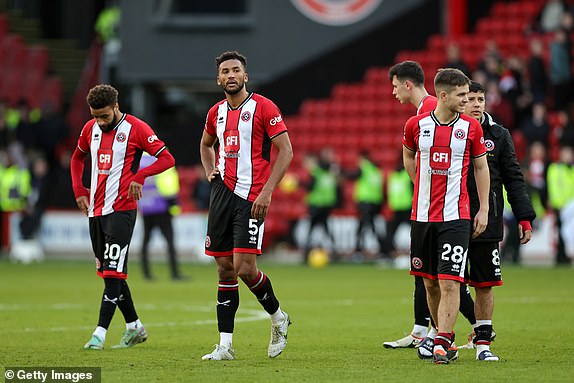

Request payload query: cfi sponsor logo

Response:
[148,134,158,143]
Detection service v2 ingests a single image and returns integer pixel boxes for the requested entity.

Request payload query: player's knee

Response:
[236,263,258,284]
[425,285,440,299]
[439,280,459,295]
[216,258,235,277]
[474,286,492,297]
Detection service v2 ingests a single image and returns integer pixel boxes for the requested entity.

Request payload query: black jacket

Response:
[468,112,536,242]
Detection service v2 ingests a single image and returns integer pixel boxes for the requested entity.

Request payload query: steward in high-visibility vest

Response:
[306,165,338,208]
[547,158,574,210]
[382,165,414,256]
[346,152,384,257]
[546,145,574,264]
[387,168,413,213]
[0,164,31,212]
[354,157,383,205]
[303,149,339,262]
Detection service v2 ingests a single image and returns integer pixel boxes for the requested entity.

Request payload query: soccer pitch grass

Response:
[1,260,573,382]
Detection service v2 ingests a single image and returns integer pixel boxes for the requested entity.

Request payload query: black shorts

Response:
[467,241,503,287]
[205,177,264,257]
[410,220,470,282]
[89,210,136,279]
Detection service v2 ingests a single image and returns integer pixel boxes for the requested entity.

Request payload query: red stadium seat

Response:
[40,76,63,112]
[26,45,50,76]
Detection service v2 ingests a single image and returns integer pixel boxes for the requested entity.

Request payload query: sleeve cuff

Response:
[519,220,532,231]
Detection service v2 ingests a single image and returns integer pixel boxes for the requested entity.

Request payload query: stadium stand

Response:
[175,0,570,248]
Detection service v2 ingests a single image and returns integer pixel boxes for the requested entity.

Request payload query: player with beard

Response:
[200,51,293,360]
[71,84,175,350]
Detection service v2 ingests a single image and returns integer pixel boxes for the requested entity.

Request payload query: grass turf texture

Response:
[0,260,573,382]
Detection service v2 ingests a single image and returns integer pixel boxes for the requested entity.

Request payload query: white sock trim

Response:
[270,308,285,325]
[475,320,492,328]
[220,332,233,348]
[412,325,429,338]
[94,326,107,341]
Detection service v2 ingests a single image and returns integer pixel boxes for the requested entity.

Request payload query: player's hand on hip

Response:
[76,196,89,216]
[251,191,272,221]
[472,210,488,239]
[128,181,143,200]
[207,168,220,182]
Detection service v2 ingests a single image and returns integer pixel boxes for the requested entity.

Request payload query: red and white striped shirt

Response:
[403,112,486,222]
[75,114,168,217]
[204,93,287,202]
[417,95,437,115]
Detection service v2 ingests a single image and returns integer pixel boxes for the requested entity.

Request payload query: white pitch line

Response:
[2,306,269,334]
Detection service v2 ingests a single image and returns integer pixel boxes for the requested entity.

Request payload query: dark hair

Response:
[434,68,470,93]
[469,80,485,94]
[215,51,247,71]
[388,61,425,86]
[87,84,118,109]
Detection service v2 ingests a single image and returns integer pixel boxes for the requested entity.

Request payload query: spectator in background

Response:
[383,160,413,258]
[527,38,549,104]
[500,55,529,124]
[47,148,76,209]
[520,103,551,145]
[95,0,121,83]
[14,100,36,152]
[138,154,187,281]
[550,27,572,111]
[477,41,502,83]
[546,144,574,265]
[0,101,9,148]
[558,109,574,147]
[302,148,340,263]
[0,143,30,213]
[19,154,49,241]
[486,80,515,129]
[35,101,69,169]
[525,141,549,220]
[540,0,567,32]
[344,151,385,260]
[0,143,31,253]
[443,42,471,77]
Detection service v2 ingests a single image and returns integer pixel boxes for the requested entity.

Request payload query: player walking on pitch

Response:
[385,61,478,352]
[71,84,176,350]
[402,68,490,364]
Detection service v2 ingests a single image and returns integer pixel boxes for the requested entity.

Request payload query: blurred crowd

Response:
[0,98,74,252]
[285,1,574,266]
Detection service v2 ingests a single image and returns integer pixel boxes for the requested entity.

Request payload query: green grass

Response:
[0,259,573,382]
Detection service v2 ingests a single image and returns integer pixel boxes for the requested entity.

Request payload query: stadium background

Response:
[0,0,571,265]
